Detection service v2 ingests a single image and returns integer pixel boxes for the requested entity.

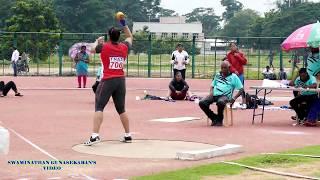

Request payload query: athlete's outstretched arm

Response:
[123,26,133,46]
[119,17,133,46]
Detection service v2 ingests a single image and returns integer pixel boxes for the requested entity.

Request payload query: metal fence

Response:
[0,32,306,79]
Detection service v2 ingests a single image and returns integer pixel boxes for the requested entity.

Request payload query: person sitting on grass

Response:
[199,61,244,126]
[289,68,318,123]
[0,81,23,97]
[167,72,191,100]
[278,68,287,80]
[262,66,276,80]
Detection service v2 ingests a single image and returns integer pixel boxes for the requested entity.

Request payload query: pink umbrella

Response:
[68,43,93,59]
[281,22,320,51]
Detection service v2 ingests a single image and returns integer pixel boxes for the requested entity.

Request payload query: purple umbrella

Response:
[68,42,94,59]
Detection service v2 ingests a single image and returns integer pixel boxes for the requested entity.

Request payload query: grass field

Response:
[1,51,300,79]
[133,145,320,180]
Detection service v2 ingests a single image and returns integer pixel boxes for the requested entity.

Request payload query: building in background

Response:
[133,16,204,50]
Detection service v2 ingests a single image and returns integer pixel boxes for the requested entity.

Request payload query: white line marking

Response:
[7,127,97,180]
[222,161,319,180]
[47,177,62,180]
[150,117,201,122]
[269,130,309,135]
[8,128,59,161]
[81,173,96,180]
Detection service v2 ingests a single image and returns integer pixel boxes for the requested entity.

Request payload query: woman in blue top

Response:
[74,46,90,88]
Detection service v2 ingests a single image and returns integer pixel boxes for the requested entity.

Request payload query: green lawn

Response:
[0,52,300,79]
[132,145,320,180]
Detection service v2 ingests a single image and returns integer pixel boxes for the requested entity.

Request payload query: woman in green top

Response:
[289,68,318,122]
[74,46,90,88]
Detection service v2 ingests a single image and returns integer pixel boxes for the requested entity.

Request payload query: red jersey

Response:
[100,42,129,80]
[226,51,247,75]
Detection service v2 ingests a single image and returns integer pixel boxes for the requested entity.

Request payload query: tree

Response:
[158,8,178,17]
[151,38,200,55]
[132,27,149,54]
[0,0,15,29]
[132,29,200,55]
[140,0,161,20]
[276,0,308,11]
[53,0,169,32]
[249,17,264,37]
[222,9,259,37]
[3,0,61,61]
[53,0,114,33]
[221,0,243,22]
[184,8,221,36]
[260,2,320,37]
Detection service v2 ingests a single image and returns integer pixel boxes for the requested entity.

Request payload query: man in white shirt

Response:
[262,66,276,80]
[11,47,19,77]
[170,43,189,79]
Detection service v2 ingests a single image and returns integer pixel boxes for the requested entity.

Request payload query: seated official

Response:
[278,68,288,80]
[262,66,276,80]
[199,61,244,126]
[167,72,191,100]
[289,68,317,122]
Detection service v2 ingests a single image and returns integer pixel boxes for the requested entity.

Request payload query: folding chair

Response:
[206,105,233,127]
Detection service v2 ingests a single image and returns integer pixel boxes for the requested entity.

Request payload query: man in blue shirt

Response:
[289,68,318,121]
[199,61,244,126]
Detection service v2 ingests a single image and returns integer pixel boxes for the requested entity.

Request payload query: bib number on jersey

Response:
[109,57,124,70]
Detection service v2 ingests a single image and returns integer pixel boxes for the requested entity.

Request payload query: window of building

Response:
[151,32,156,39]
[161,33,168,39]
[171,33,178,39]
[193,33,199,39]
[182,33,189,39]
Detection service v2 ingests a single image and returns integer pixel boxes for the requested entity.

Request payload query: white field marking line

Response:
[268,130,308,135]
[222,161,319,180]
[19,87,207,92]
[7,128,59,161]
[81,174,96,180]
[261,153,320,158]
[47,177,62,180]
[7,127,97,180]
[20,88,91,90]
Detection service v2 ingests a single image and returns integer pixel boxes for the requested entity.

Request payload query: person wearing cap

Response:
[171,43,189,79]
